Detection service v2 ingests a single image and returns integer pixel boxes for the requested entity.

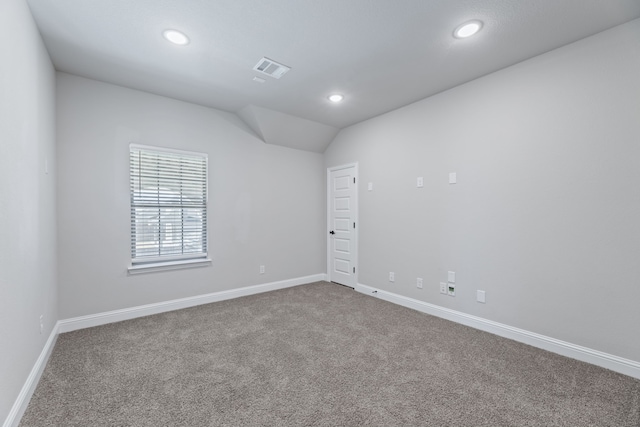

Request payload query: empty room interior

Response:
[2,0,640,425]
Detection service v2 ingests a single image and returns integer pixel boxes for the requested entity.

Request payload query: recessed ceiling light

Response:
[328,94,344,103]
[453,20,483,39]
[162,29,190,45]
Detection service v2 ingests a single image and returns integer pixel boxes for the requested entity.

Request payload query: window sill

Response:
[128,258,212,275]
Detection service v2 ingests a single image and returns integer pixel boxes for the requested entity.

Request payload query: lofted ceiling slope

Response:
[238,105,339,153]
[26,0,640,152]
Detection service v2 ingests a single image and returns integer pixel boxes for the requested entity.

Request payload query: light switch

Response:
[417,177,424,188]
[449,172,457,184]
[448,271,455,283]
[368,182,373,191]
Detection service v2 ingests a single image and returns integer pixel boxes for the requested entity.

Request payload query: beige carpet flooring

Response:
[19,281,640,426]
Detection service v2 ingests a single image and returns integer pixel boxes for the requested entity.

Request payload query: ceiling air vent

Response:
[253,57,291,79]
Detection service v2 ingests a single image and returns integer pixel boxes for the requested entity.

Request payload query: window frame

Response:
[128,143,211,274]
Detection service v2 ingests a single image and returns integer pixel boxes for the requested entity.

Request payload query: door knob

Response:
[329,230,335,235]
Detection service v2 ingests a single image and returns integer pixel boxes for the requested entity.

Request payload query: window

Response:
[129,144,209,272]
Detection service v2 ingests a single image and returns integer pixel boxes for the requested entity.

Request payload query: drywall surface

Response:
[0,0,57,422]
[56,73,324,319]
[325,19,640,362]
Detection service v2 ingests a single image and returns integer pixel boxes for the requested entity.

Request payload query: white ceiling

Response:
[27,0,640,151]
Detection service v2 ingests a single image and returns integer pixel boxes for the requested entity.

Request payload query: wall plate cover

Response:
[440,282,447,294]
[477,290,486,303]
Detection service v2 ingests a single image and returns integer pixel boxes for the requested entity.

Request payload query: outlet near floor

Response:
[439,282,447,294]
[259,265,265,274]
[389,272,395,282]
[417,278,423,289]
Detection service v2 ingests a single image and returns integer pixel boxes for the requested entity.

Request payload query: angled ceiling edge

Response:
[237,105,340,153]
[237,105,266,141]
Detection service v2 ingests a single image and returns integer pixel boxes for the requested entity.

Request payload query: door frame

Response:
[326,162,359,287]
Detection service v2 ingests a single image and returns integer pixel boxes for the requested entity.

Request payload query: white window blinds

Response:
[130,144,207,264]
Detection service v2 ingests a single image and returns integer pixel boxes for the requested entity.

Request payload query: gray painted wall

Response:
[0,0,57,421]
[56,73,325,319]
[325,19,640,362]
[5,7,640,423]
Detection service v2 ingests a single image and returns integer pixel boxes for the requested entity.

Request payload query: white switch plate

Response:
[259,265,265,274]
[449,172,457,184]
[477,290,486,303]
[417,177,424,188]
[368,182,373,191]
[389,272,395,282]
[439,282,447,294]
[417,278,423,289]
[448,271,455,283]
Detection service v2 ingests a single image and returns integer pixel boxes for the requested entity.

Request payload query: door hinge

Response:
[353,177,355,184]
[353,267,355,273]
[353,222,356,229]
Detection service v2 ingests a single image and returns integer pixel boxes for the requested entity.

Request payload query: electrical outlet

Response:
[417,177,424,188]
[259,265,265,274]
[389,272,395,282]
[417,278,423,289]
[39,315,44,334]
[439,282,447,294]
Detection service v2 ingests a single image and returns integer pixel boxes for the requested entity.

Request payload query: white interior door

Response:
[328,164,357,287]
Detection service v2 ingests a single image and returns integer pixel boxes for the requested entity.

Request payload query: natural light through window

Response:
[129,144,208,271]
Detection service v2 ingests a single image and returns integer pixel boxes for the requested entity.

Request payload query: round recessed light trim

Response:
[162,29,190,45]
[328,94,344,103]
[453,20,483,39]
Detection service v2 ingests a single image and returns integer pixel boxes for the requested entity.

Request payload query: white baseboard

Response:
[356,283,640,380]
[58,274,327,333]
[13,275,634,427]
[4,274,326,427]
[3,324,59,427]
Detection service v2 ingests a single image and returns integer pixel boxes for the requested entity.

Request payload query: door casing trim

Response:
[326,162,359,287]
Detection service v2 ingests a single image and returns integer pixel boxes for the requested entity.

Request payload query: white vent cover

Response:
[253,57,291,79]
